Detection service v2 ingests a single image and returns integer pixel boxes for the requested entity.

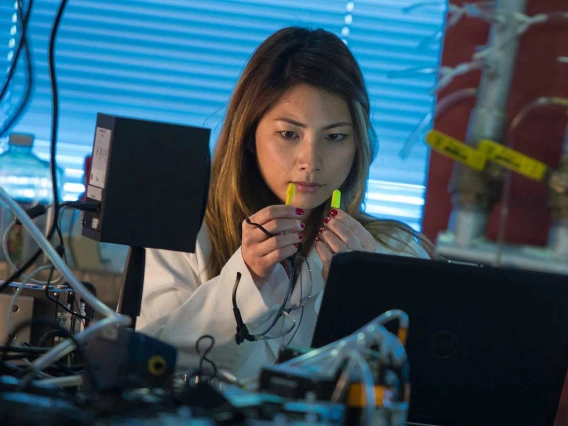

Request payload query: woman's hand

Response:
[242,205,305,289]
[314,209,376,280]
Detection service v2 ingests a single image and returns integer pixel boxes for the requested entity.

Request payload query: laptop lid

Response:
[311,251,568,426]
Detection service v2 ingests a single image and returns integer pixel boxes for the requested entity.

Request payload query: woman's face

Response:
[255,84,356,214]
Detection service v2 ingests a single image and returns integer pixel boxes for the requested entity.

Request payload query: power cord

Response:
[186,334,218,384]
[43,267,90,323]
[233,244,302,345]
[0,317,83,379]
[245,217,275,237]
[286,275,304,347]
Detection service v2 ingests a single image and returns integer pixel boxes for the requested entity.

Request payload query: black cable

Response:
[37,329,65,348]
[47,0,68,227]
[233,266,295,343]
[59,201,99,212]
[0,317,81,377]
[0,0,69,293]
[286,255,304,347]
[184,335,218,385]
[0,345,49,354]
[2,355,35,362]
[0,0,32,109]
[286,307,303,345]
[233,246,302,345]
[50,359,77,377]
[42,209,89,326]
[0,0,34,138]
[55,224,65,263]
[43,275,90,322]
[245,217,275,238]
[232,273,254,344]
[2,362,25,374]
[194,335,217,382]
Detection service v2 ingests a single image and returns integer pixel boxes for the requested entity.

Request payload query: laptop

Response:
[311,251,568,426]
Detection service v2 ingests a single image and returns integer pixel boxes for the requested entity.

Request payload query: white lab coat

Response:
[137,225,428,380]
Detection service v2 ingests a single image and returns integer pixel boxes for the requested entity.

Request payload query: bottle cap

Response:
[9,133,34,147]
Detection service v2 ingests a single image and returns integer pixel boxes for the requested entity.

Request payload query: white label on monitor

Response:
[90,127,111,189]
[86,185,102,201]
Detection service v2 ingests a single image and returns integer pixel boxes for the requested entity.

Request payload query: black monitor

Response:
[313,251,568,426]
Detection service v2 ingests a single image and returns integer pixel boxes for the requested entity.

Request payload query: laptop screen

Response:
[312,251,568,426]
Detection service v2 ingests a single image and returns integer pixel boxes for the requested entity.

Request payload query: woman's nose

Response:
[296,139,322,173]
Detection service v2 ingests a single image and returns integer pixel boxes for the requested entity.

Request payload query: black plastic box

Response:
[81,113,210,252]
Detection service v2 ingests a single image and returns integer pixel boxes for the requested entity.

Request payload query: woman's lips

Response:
[293,182,322,193]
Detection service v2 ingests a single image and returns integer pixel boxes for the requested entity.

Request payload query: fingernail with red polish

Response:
[296,208,305,216]
[323,216,331,224]
[319,227,326,233]
[330,209,338,217]
[300,222,305,229]
[298,233,303,240]
[315,236,321,242]
[294,243,299,248]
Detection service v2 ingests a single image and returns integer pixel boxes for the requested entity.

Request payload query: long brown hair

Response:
[204,27,433,277]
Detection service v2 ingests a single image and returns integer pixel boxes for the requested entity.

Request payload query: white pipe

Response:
[36,374,83,388]
[330,350,375,426]
[0,186,123,320]
[20,316,128,387]
[0,186,130,383]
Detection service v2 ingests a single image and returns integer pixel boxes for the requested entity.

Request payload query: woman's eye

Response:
[327,133,346,141]
[279,131,298,139]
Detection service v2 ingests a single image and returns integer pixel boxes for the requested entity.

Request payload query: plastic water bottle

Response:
[0,133,63,265]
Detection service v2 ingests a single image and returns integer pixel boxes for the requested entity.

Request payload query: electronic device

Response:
[312,251,568,426]
[81,113,210,252]
[0,281,77,346]
[81,114,211,327]
[83,327,177,392]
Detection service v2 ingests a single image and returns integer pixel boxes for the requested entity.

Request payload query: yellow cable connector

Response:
[478,139,549,182]
[426,129,558,189]
[331,189,341,209]
[426,130,487,171]
[398,327,408,346]
[348,383,388,407]
[147,355,167,375]
[285,183,295,205]
[551,97,568,107]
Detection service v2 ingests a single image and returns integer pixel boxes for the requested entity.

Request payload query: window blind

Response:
[1,0,446,230]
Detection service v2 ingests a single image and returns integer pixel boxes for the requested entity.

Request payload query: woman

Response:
[138,26,432,380]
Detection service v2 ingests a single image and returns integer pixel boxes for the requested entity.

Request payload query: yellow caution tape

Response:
[478,139,548,182]
[426,130,487,171]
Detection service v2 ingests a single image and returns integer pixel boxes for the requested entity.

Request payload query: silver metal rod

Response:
[448,0,528,245]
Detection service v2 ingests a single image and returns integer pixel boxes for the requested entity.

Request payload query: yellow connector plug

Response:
[285,183,296,205]
[331,189,341,209]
